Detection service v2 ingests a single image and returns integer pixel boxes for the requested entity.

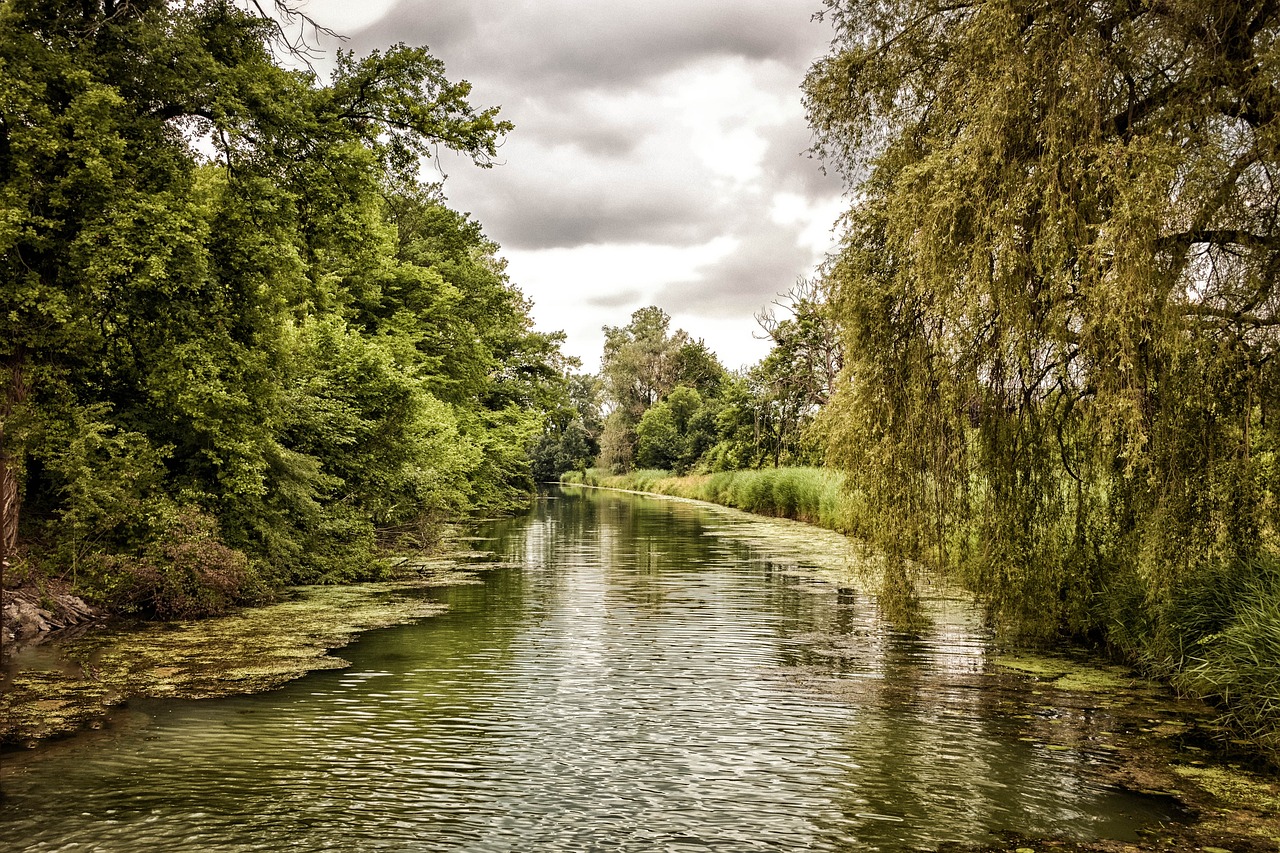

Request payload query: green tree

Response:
[806,0,1280,639]
[597,306,732,472]
[530,371,600,483]
[0,0,553,607]
[634,385,709,472]
[750,280,842,466]
[672,340,727,398]
[601,307,690,423]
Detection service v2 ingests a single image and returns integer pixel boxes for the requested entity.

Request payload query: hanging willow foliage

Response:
[806,0,1280,643]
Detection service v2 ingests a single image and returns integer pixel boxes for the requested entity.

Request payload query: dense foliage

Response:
[595,301,838,474]
[0,0,570,614]
[805,0,1280,753]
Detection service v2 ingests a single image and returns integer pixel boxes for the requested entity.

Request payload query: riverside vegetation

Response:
[0,0,580,620]
[4,0,1280,793]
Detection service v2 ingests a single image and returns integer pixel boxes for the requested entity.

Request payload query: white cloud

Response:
[503,238,740,370]
[297,0,400,36]
[770,191,846,257]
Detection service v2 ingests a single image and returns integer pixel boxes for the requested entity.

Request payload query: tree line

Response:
[1,0,574,616]
[533,292,842,483]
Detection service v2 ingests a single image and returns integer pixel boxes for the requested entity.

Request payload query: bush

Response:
[84,509,263,619]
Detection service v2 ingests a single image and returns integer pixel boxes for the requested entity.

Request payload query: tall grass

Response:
[1164,558,1280,763]
[562,467,864,535]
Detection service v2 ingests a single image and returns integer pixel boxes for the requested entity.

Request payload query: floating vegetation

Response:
[991,653,1159,694]
[0,577,472,746]
[1171,764,1280,815]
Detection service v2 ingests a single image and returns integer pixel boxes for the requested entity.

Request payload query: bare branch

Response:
[1182,303,1280,327]
[241,0,346,68]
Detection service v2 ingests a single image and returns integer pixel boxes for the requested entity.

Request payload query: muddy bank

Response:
[2,588,104,647]
[0,553,508,747]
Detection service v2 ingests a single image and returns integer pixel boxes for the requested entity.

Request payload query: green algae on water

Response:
[992,653,1158,693]
[1172,764,1280,815]
[1,580,456,746]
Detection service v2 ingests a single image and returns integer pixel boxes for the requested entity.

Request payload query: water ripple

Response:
[0,490,1176,852]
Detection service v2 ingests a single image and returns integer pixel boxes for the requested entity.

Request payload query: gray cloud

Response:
[351,0,828,90]
[761,122,840,196]
[586,288,643,309]
[658,225,815,319]
[440,145,728,250]
[328,0,844,367]
[346,0,843,253]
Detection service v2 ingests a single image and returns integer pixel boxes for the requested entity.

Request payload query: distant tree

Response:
[673,341,728,398]
[529,371,598,483]
[599,307,687,470]
[601,307,690,423]
[635,385,710,472]
[597,412,636,474]
[755,279,842,411]
[569,373,604,453]
[752,280,843,465]
[595,306,738,473]
[634,405,681,471]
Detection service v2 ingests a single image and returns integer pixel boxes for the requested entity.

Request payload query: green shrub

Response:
[83,509,265,619]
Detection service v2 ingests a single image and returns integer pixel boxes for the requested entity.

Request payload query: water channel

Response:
[0,488,1180,851]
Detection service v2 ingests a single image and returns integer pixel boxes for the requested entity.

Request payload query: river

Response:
[0,487,1181,851]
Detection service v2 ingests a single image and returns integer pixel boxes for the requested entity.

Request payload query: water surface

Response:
[0,489,1176,850]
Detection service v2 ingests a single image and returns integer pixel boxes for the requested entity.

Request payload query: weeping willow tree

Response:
[807,0,1280,657]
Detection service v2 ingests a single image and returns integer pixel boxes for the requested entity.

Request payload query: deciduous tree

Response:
[807,0,1280,638]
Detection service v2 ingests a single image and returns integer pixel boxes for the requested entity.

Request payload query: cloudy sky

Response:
[302,0,846,371]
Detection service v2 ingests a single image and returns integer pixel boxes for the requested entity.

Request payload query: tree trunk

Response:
[1,354,28,583]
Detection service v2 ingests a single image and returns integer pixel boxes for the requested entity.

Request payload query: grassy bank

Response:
[562,467,863,534]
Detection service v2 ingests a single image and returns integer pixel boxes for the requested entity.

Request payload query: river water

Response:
[0,488,1179,851]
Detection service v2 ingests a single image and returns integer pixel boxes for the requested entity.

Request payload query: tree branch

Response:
[1183,304,1280,327]
[1160,229,1280,251]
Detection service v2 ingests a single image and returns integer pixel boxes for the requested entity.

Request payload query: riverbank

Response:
[0,549,511,747]
[562,467,858,533]
[3,586,104,646]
